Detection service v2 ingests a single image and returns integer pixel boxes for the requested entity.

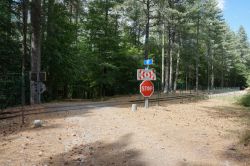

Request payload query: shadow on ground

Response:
[202,105,250,119]
[0,107,93,137]
[41,133,145,166]
[202,104,250,165]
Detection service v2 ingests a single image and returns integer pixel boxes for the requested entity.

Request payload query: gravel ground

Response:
[0,97,249,166]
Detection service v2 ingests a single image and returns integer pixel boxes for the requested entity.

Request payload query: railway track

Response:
[0,93,205,120]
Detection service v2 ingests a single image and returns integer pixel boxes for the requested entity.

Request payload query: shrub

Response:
[239,93,250,107]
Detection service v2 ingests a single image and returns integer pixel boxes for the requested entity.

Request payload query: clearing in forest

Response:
[0,96,249,166]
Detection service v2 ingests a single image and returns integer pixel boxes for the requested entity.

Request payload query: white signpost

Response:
[137,59,156,108]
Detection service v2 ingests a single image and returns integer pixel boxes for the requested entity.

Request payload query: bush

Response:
[239,93,250,107]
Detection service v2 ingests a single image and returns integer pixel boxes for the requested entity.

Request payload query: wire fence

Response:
[0,73,242,111]
[0,73,30,110]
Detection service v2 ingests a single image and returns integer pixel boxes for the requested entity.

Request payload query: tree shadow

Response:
[40,133,146,166]
[222,145,250,164]
[0,107,93,138]
[202,105,250,120]
[178,161,214,166]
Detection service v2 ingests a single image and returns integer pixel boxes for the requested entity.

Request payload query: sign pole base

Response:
[145,97,149,109]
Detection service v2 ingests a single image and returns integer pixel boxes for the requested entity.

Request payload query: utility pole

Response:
[30,0,42,104]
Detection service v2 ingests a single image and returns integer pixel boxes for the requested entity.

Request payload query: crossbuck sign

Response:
[137,69,156,81]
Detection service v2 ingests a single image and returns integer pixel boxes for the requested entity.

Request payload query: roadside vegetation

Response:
[238,92,250,107]
[237,91,250,146]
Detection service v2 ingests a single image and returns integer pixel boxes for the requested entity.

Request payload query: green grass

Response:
[236,92,250,146]
[238,93,250,107]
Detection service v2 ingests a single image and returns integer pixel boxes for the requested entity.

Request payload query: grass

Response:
[241,130,250,146]
[237,92,250,146]
[238,93,250,107]
[212,91,250,148]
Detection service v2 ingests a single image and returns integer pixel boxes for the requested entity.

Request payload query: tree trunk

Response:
[161,24,165,90]
[185,67,188,91]
[30,0,42,104]
[70,2,73,23]
[75,0,79,43]
[144,0,150,60]
[41,0,46,54]
[168,26,173,92]
[137,25,141,46]
[164,30,169,93]
[47,0,55,34]
[195,16,200,92]
[7,0,12,37]
[221,50,224,87]
[164,63,169,93]
[21,0,28,106]
[206,41,210,93]
[173,41,180,92]
[211,50,214,91]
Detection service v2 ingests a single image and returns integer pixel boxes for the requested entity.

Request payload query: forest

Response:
[1,0,250,107]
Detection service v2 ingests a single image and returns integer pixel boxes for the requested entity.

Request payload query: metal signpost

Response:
[137,59,155,108]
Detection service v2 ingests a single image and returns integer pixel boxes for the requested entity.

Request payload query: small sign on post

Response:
[29,72,46,82]
[144,59,153,65]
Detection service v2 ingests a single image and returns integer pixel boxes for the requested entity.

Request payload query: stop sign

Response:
[140,80,154,97]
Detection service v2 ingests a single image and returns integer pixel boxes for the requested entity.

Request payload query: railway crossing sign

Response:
[137,69,156,80]
[140,80,154,98]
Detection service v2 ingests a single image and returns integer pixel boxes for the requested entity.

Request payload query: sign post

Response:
[138,58,155,109]
[145,98,149,108]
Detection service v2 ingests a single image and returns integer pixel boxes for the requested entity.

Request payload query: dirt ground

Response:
[0,97,249,166]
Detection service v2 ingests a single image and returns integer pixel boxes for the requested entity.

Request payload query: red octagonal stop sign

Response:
[140,80,154,97]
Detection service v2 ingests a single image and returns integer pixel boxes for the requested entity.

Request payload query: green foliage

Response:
[0,0,21,74]
[1,0,250,105]
[41,2,81,99]
[0,0,23,108]
[239,93,250,107]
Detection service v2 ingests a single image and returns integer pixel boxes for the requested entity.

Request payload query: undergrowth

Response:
[238,93,250,107]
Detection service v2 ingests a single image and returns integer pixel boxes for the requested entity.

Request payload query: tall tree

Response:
[30,0,42,104]
[21,0,28,106]
[139,0,156,60]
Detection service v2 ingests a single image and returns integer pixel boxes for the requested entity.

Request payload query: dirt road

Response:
[0,97,249,166]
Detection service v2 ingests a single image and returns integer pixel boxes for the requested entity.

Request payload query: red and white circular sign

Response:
[140,80,154,97]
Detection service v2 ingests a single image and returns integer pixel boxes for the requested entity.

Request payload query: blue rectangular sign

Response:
[144,59,153,65]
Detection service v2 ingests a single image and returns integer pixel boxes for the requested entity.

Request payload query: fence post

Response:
[157,82,160,106]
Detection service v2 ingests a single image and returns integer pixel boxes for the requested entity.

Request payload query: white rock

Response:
[33,120,43,128]
[131,104,137,112]
[38,151,43,156]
